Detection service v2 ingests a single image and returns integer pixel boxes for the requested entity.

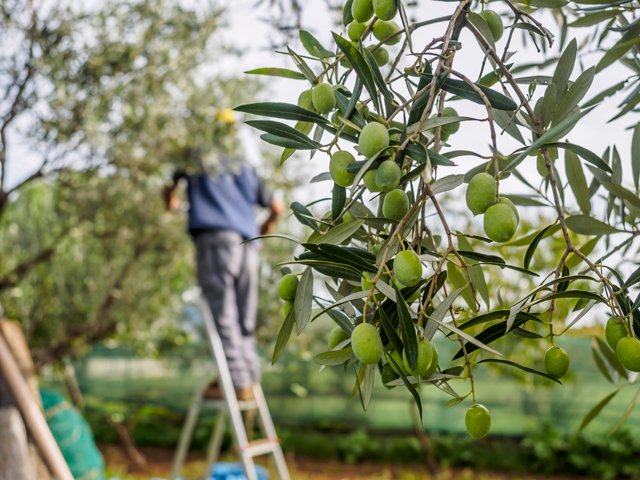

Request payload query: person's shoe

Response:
[203,381,256,401]
[203,381,223,400]
[235,386,255,402]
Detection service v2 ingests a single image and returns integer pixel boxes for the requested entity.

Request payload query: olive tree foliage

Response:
[239,0,640,435]
[0,0,293,365]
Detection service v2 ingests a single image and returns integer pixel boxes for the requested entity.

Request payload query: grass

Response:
[101,445,591,480]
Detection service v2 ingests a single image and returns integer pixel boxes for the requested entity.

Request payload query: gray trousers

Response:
[195,230,260,389]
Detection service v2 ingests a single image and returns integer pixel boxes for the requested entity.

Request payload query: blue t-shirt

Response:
[175,164,272,240]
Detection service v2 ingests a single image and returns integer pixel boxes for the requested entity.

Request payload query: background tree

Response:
[0,0,296,363]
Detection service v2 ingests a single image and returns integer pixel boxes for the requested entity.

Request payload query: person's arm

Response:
[260,198,284,235]
[163,171,186,212]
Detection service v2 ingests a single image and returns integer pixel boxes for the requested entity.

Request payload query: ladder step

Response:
[241,438,280,457]
[203,399,258,411]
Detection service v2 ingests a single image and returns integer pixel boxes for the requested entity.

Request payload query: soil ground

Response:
[101,445,592,480]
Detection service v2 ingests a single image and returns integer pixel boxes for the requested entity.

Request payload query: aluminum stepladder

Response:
[171,289,290,480]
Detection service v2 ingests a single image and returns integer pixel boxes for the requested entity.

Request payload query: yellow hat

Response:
[215,108,236,125]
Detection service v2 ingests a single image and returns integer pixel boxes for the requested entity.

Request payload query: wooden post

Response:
[0,320,50,480]
[0,324,73,480]
[0,382,34,480]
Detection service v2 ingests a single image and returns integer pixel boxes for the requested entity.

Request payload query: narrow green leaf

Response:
[458,250,505,265]
[315,347,353,366]
[507,223,558,246]
[565,150,591,215]
[503,194,549,207]
[447,263,476,312]
[547,142,613,174]
[552,39,577,99]
[503,107,594,172]
[524,224,557,269]
[511,22,547,36]
[310,244,377,273]
[552,67,595,124]
[272,307,296,364]
[609,387,640,436]
[287,46,318,83]
[438,316,504,359]
[530,0,568,7]
[452,315,533,359]
[565,215,621,235]
[493,110,526,144]
[404,143,455,166]
[249,120,320,149]
[342,0,354,25]
[294,267,314,334]
[386,351,423,420]
[569,10,620,28]
[594,336,628,380]
[477,359,561,384]
[596,37,640,73]
[427,287,465,341]
[310,290,370,321]
[327,308,354,334]
[396,283,418,371]
[624,265,640,289]
[245,67,306,80]
[541,84,558,127]
[410,115,474,134]
[632,123,640,190]
[422,73,517,111]
[408,73,433,126]
[583,80,627,109]
[431,174,465,195]
[308,219,364,245]
[235,102,330,125]
[579,390,619,431]
[357,364,376,411]
[333,33,380,111]
[332,185,346,220]
[565,237,599,269]
[362,46,392,101]
[335,90,366,128]
[300,30,334,58]
[529,289,606,306]
[379,308,403,354]
[467,12,496,52]
[428,149,456,167]
[458,310,541,331]
[291,201,320,232]
[260,134,317,150]
[601,181,640,213]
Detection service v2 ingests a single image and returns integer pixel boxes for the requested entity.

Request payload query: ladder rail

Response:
[172,288,290,480]
[171,378,209,480]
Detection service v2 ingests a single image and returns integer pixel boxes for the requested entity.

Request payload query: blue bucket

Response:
[210,462,269,480]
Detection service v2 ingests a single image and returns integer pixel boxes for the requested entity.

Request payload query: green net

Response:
[40,389,105,480]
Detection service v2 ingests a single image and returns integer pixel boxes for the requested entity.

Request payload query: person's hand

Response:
[162,184,180,212]
[259,220,274,236]
[260,199,284,235]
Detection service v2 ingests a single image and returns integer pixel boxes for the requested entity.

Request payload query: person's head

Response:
[214,107,239,156]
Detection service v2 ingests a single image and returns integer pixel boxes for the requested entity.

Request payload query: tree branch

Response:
[0,42,36,192]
